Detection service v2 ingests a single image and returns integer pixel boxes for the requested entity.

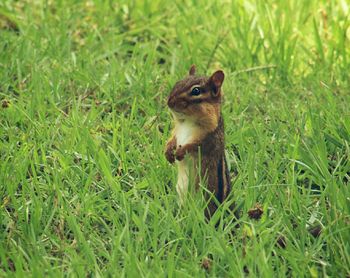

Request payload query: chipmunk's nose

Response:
[167,96,175,109]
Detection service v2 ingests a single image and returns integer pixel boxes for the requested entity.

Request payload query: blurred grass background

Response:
[0,0,349,276]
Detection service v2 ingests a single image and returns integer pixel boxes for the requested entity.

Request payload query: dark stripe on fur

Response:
[224,155,231,197]
[217,157,224,203]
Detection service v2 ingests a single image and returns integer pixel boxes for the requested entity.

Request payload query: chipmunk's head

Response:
[167,65,224,125]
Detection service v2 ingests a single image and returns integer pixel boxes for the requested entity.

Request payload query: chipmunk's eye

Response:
[190,87,201,96]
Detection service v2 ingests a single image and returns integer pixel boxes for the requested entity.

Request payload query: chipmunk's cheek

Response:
[175,100,188,111]
[186,104,200,117]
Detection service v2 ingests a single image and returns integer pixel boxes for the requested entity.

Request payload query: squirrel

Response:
[165,65,235,219]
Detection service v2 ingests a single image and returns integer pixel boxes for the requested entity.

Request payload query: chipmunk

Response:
[165,65,235,219]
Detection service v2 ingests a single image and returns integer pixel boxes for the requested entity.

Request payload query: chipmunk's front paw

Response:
[165,147,175,164]
[175,147,186,161]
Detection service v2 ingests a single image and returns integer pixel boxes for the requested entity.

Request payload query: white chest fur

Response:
[175,120,198,147]
[174,119,199,204]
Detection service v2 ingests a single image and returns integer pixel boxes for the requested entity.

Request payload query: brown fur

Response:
[165,66,235,219]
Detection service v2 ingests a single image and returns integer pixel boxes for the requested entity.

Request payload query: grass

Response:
[0,0,349,276]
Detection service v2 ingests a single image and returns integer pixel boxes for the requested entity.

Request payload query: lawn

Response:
[0,0,349,276]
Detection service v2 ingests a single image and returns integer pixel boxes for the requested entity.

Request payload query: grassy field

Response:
[1,0,350,276]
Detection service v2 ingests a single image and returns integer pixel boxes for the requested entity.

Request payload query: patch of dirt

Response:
[308,225,322,238]
[276,235,287,249]
[201,257,212,272]
[248,203,263,220]
[2,99,10,108]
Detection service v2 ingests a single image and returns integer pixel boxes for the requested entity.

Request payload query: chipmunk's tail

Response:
[221,153,240,220]
[217,154,231,203]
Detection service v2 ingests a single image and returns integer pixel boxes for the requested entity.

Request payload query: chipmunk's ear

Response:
[189,64,196,76]
[209,70,225,95]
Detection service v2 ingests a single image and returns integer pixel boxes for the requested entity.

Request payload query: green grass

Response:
[1,0,349,276]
